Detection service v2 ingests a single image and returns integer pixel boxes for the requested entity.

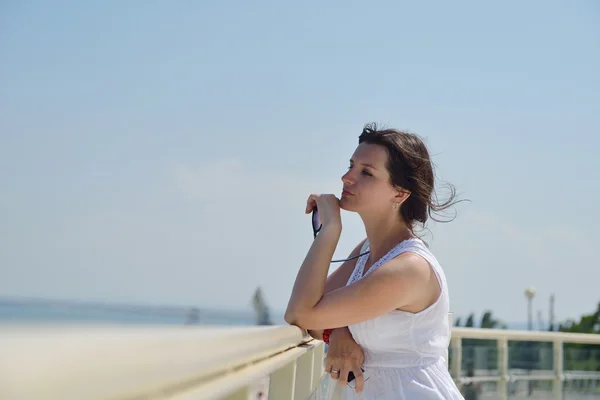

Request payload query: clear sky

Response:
[1,1,598,326]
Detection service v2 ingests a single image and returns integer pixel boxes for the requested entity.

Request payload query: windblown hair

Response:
[358,122,464,233]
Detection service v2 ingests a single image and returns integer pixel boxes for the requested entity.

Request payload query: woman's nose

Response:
[341,170,353,185]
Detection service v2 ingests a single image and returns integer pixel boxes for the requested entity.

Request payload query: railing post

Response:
[294,345,315,399]
[553,339,564,399]
[450,336,462,384]
[497,337,508,400]
[311,342,325,394]
[269,360,297,399]
[446,312,454,369]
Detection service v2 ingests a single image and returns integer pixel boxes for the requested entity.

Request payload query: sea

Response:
[0,296,532,330]
[0,296,286,327]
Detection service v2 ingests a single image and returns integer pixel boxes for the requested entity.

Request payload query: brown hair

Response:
[358,122,464,233]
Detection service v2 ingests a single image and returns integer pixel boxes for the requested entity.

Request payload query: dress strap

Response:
[346,238,436,286]
[365,239,419,275]
[345,240,370,286]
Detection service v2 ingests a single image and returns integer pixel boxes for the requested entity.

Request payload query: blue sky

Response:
[1,1,598,326]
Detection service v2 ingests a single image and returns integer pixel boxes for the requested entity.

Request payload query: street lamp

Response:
[524,286,536,396]
[525,287,536,331]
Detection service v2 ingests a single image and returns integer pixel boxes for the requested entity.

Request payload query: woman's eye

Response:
[347,165,371,176]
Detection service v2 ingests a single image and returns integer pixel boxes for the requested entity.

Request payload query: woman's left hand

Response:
[305,194,342,229]
[326,327,365,393]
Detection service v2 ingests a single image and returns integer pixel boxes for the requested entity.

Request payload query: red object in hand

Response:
[322,328,333,344]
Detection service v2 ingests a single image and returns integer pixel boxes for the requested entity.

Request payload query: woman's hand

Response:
[305,194,342,230]
[326,327,366,393]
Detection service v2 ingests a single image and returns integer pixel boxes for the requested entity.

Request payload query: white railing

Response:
[451,327,600,400]
[1,324,599,400]
[0,324,324,400]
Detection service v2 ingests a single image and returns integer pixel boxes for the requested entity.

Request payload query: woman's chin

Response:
[339,197,357,212]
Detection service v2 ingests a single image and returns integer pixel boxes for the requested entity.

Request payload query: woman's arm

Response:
[306,239,366,340]
[287,251,436,330]
[285,224,343,326]
[286,193,348,326]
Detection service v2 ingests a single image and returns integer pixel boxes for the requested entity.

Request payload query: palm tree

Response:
[480,311,500,329]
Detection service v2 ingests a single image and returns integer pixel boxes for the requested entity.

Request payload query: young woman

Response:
[285,123,464,399]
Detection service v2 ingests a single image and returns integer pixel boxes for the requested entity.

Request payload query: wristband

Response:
[322,328,333,344]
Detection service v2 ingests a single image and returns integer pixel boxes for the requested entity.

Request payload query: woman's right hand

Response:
[305,194,342,230]
[326,327,366,393]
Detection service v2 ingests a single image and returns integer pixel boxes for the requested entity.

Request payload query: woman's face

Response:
[340,143,404,213]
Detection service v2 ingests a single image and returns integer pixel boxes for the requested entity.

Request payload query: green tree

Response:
[559,302,600,371]
[480,311,500,329]
[559,302,600,334]
[465,313,474,328]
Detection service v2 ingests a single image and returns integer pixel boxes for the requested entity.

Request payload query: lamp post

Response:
[525,287,536,331]
[524,286,536,396]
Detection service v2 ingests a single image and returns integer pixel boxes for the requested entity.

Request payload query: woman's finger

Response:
[338,364,350,386]
[330,367,340,380]
[305,195,318,214]
[326,355,341,380]
[352,367,365,394]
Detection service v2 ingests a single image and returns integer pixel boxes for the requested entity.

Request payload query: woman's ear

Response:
[394,188,411,206]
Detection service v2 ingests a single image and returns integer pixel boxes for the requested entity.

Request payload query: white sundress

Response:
[324,238,464,400]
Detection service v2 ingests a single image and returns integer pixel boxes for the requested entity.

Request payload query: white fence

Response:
[451,327,600,399]
[1,324,599,400]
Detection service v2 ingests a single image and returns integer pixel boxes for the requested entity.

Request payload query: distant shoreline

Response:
[0,296,537,330]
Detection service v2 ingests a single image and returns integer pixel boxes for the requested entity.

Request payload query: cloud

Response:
[430,206,596,325]
[464,209,593,265]
[167,159,356,243]
[3,157,593,325]
[161,159,367,309]
[170,158,341,204]
[171,159,247,200]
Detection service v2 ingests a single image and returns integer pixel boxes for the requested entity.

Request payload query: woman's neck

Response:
[361,212,414,261]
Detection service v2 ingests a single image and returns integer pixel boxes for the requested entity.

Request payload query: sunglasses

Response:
[311,208,370,263]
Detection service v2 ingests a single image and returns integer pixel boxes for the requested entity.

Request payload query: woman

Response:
[285,123,464,399]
